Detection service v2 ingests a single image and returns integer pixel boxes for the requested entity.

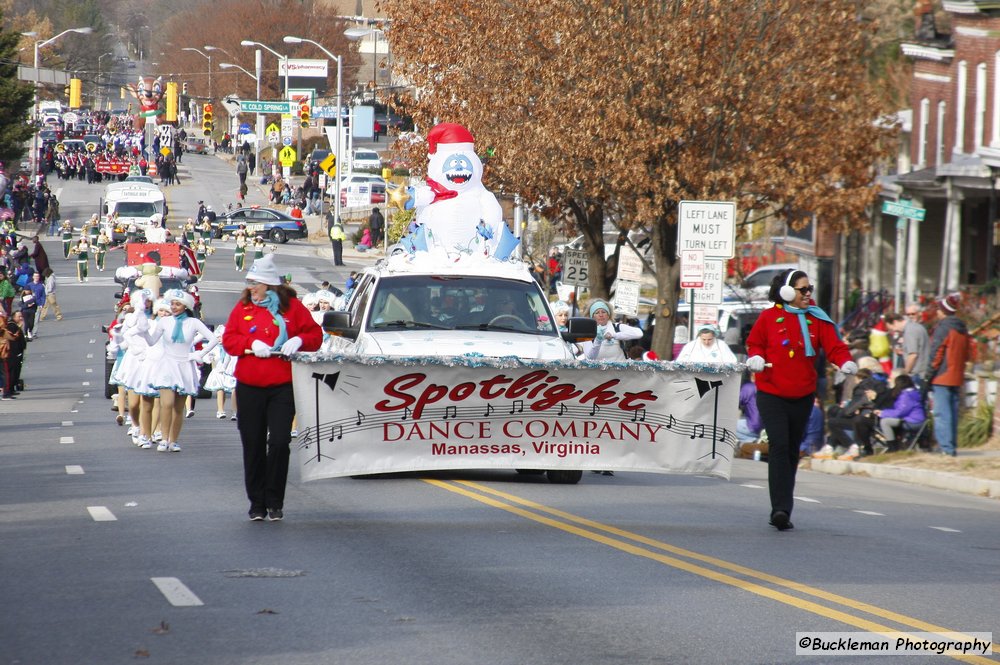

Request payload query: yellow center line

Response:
[422,479,998,664]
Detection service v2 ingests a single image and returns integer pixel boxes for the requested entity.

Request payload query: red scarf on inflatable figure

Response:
[409,123,504,255]
[126,76,165,130]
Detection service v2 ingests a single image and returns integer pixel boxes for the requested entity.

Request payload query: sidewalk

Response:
[802,448,1000,500]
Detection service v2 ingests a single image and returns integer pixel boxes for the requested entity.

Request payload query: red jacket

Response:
[746,303,851,399]
[222,296,322,388]
[928,315,972,387]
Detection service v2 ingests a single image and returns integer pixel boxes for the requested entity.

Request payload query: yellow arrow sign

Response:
[319,153,336,176]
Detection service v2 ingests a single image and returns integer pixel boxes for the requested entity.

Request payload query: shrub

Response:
[958,401,992,448]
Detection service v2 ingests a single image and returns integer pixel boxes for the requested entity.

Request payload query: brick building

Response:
[881,0,1000,306]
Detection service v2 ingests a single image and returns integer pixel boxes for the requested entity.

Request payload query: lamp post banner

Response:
[290,355,740,482]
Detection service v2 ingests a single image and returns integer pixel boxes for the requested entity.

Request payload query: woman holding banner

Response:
[746,268,856,531]
[222,254,322,522]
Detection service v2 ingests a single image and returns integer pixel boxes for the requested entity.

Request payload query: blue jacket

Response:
[879,387,925,425]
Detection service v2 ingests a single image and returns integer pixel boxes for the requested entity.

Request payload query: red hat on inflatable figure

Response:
[427,123,476,155]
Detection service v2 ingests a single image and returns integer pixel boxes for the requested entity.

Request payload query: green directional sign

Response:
[881,200,926,221]
[239,100,295,114]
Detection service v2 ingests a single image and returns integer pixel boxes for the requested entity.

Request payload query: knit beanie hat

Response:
[939,293,960,314]
[246,254,281,286]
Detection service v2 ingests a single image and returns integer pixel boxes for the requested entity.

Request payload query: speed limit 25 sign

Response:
[562,249,590,287]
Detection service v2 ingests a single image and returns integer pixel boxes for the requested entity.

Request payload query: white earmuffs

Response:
[778,269,799,303]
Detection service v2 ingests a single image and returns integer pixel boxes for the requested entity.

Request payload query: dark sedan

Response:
[212,207,309,243]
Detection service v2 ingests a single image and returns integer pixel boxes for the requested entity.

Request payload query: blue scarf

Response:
[784,304,837,357]
[253,290,289,351]
[171,312,188,343]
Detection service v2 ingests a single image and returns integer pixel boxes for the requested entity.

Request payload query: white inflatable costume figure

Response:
[410,123,504,255]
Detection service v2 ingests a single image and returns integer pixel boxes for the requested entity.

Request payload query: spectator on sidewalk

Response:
[926,293,973,457]
[368,207,385,248]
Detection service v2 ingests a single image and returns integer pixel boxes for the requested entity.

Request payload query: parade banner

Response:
[94,158,130,175]
[291,355,740,482]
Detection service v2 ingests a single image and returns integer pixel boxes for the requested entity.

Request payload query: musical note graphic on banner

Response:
[689,423,705,440]
[558,403,567,417]
[589,403,600,416]
[630,408,647,423]
[356,411,366,426]
[443,405,457,420]
[328,425,343,441]
[483,404,494,418]
[401,406,411,421]
[509,400,524,414]
[666,414,676,430]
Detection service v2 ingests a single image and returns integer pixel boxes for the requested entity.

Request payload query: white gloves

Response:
[280,336,302,356]
[188,351,204,363]
[840,360,858,375]
[746,355,766,373]
[251,339,272,358]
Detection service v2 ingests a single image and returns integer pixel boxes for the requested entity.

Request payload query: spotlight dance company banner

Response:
[291,355,741,481]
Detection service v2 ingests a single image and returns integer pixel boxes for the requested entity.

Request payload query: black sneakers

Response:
[769,511,794,531]
[249,510,266,521]
[267,508,283,522]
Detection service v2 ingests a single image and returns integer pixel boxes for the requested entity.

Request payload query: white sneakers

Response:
[837,444,860,461]
[156,442,168,452]
[185,409,195,418]
[216,411,227,419]
[812,444,834,459]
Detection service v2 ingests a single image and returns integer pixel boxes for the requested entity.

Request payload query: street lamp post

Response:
[96,51,114,109]
[181,46,212,112]
[284,36,342,232]
[241,41,289,181]
[343,26,386,105]
[220,61,261,170]
[31,26,93,177]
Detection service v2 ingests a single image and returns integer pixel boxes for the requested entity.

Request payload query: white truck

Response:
[99,180,166,242]
[320,252,598,483]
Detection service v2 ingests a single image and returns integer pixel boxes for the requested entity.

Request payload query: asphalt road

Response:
[2,158,999,665]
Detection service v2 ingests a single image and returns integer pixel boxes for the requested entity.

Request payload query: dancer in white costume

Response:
[203,324,238,420]
[114,290,158,448]
[135,289,219,452]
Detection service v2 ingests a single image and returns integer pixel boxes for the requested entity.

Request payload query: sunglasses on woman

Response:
[795,285,814,295]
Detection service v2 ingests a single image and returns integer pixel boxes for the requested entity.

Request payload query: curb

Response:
[806,458,1000,500]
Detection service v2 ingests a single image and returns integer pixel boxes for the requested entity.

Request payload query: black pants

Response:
[827,413,875,454]
[331,240,343,265]
[756,391,814,519]
[236,382,296,513]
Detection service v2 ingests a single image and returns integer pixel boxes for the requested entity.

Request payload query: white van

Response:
[100,181,166,242]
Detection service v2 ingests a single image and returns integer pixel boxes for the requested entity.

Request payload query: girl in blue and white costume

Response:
[203,323,238,420]
[135,289,218,452]
[114,289,157,447]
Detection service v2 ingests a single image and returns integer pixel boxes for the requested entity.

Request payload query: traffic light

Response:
[68,77,81,107]
[202,103,214,137]
[298,102,310,129]
[182,82,188,96]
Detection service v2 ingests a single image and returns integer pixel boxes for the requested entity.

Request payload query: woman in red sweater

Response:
[222,255,323,522]
[746,269,856,531]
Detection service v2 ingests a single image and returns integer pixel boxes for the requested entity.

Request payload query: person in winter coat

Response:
[925,293,973,456]
[581,300,643,361]
[745,268,856,531]
[222,255,322,522]
[874,373,926,452]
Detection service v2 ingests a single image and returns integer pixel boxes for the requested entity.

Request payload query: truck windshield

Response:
[115,201,161,217]
[367,274,557,335]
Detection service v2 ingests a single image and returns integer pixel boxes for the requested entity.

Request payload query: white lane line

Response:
[151,577,204,606]
[740,483,765,489]
[62,421,73,426]
[82,382,91,386]
[85,368,93,373]
[70,409,78,413]
[59,436,74,444]
[795,496,821,503]
[853,510,885,516]
[86,353,94,359]
[89,339,96,344]
[929,526,961,533]
[87,506,117,521]
[66,465,85,474]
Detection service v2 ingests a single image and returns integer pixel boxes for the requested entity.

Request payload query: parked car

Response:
[351,148,382,171]
[737,262,800,302]
[184,136,209,154]
[212,206,308,243]
[335,174,386,207]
